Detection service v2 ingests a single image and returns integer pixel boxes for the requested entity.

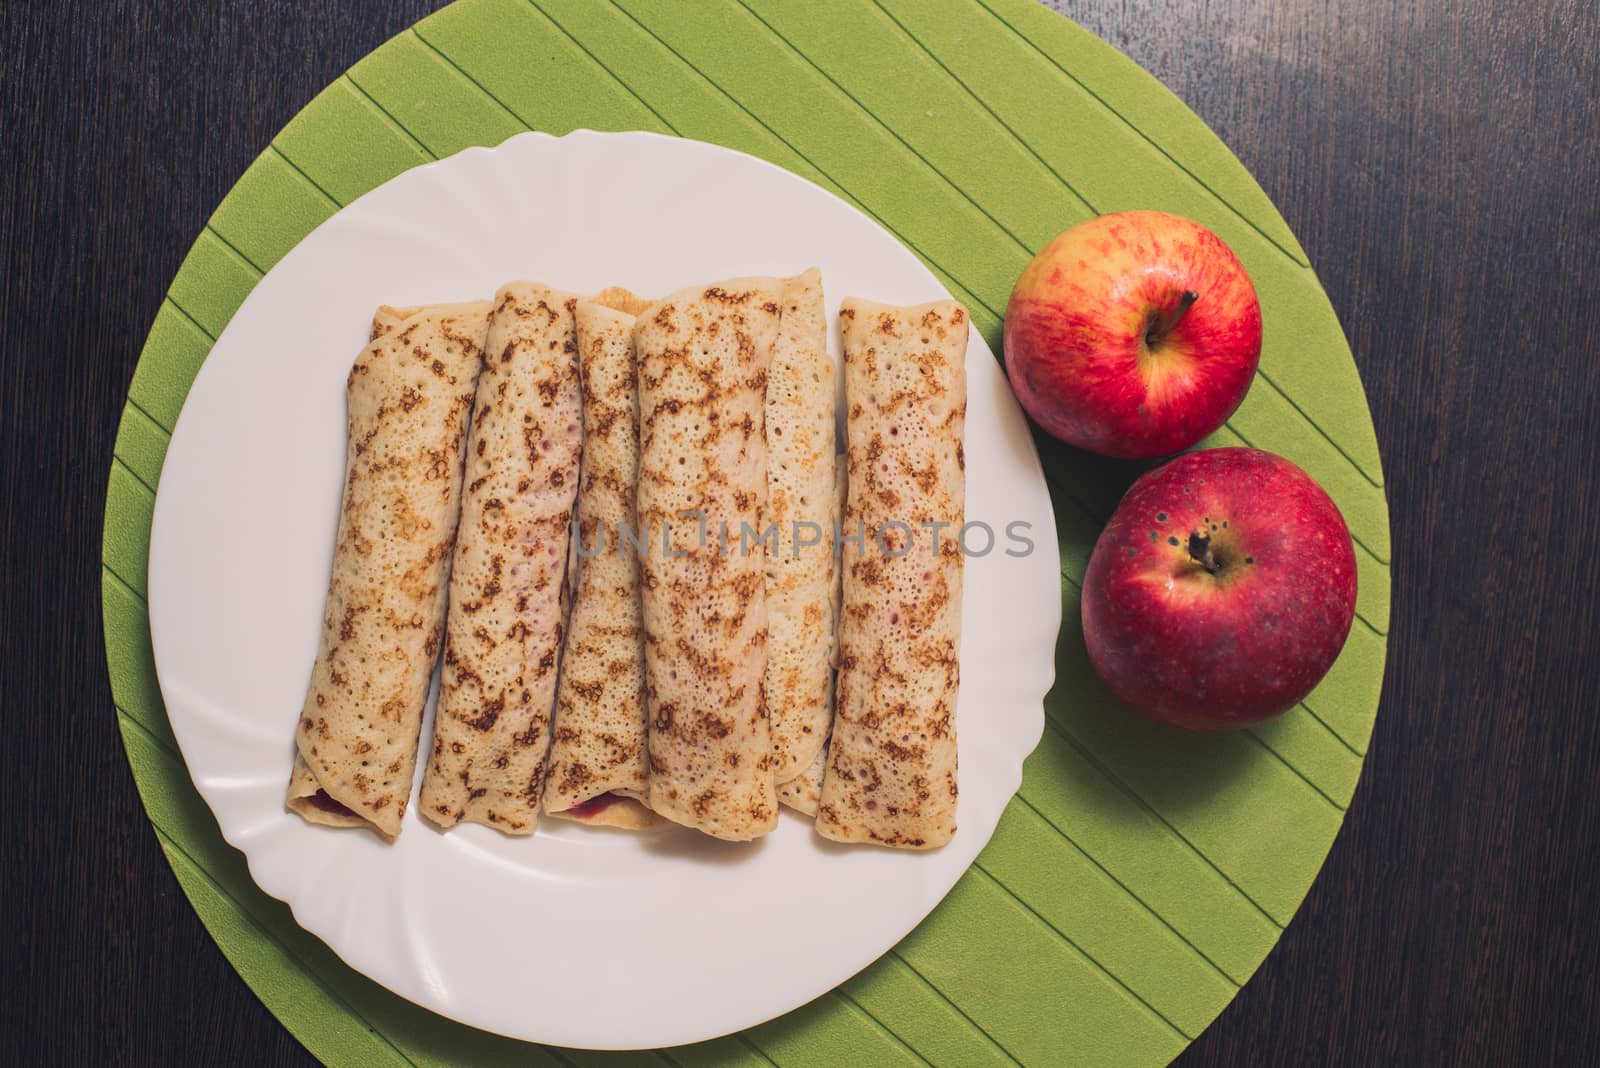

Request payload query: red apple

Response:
[1081,447,1356,730]
[1004,211,1262,459]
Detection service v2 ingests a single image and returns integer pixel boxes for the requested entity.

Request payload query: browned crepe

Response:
[775,743,828,816]
[419,283,582,834]
[635,279,783,841]
[766,269,840,798]
[287,301,489,839]
[777,450,849,817]
[543,296,663,830]
[817,298,968,850]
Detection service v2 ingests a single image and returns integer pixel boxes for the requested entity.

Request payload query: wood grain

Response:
[2,0,1597,1064]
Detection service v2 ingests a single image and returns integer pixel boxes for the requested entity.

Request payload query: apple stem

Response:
[1188,531,1221,574]
[1171,289,1199,326]
[1147,290,1200,347]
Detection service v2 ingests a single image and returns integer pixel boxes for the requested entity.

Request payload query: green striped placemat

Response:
[102,1,1389,1064]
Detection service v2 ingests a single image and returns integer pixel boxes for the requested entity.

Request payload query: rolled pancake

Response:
[817,298,968,850]
[635,279,783,841]
[590,285,654,318]
[543,297,663,830]
[419,283,582,834]
[287,301,489,838]
[775,743,828,816]
[766,269,840,792]
[778,451,850,816]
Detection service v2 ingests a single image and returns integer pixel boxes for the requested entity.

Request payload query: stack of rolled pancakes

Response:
[287,271,967,850]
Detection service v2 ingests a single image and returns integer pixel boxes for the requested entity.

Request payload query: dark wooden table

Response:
[3,1,1597,1064]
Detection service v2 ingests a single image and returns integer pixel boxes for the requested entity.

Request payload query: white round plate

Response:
[148,130,1060,1050]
